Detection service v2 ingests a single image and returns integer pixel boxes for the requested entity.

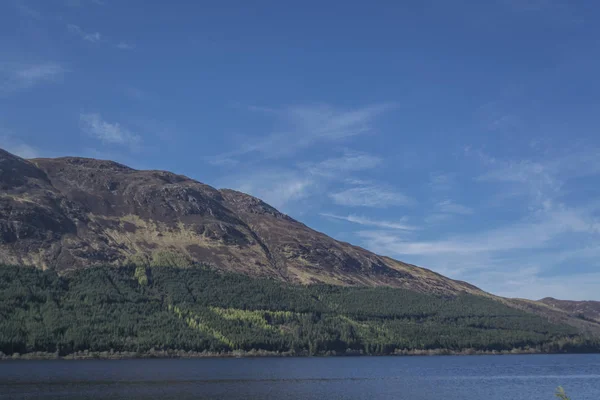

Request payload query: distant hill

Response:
[539,298,600,324]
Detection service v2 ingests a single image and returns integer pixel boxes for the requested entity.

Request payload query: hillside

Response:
[539,298,600,324]
[0,148,478,295]
[2,265,598,358]
[2,147,600,346]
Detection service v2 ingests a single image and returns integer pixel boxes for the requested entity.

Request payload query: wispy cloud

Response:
[361,204,598,256]
[80,113,141,150]
[12,0,44,19]
[209,103,395,163]
[470,265,600,301]
[15,64,65,83]
[215,149,387,211]
[67,23,133,49]
[0,134,40,158]
[221,169,314,211]
[68,24,102,43]
[321,213,417,230]
[424,213,454,225]
[428,172,455,192]
[354,199,600,300]
[65,0,105,7]
[116,42,135,50]
[329,183,413,208]
[207,157,239,167]
[502,0,569,13]
[422,200,473,225]
[0,62,66,95]
[303,150,382,177]
[470,146,600,207]
[436,199,474,215]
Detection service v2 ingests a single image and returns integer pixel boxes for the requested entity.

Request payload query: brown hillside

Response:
[0,148,479,295]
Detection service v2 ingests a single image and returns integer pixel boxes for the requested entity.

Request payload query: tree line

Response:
[1,264,598,357]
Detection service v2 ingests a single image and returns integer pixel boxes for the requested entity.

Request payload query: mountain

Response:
[2,147,600,358]
[539,298,600,324]
[0,148,478,295]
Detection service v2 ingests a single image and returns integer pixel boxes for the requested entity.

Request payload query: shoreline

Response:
[2,348,597,361]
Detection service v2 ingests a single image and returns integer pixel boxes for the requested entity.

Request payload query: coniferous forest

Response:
[1,264,599,358]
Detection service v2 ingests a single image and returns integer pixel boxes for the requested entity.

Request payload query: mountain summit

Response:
[0,148,477,295]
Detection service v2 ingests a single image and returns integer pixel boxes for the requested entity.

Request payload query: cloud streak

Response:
[209,103,395,163]
[361,204,598,256]
[80,113,141,150]
[303,150,382,177]
[67,24,133,49]
[117,42,135,50]
[470,146,600,207]
[436,200,474,215]
[0,133,40,158]
[321,213,417,230]
[428,172,455,192]
[0,62,66,95]
[221,169,314,211]
[330,184,413,208]
[68,24,102,43]
[66,0,106,6]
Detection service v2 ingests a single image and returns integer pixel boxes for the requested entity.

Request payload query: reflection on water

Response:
[1,354,599,400]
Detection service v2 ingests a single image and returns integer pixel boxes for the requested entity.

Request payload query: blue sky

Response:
[2,0,600,300]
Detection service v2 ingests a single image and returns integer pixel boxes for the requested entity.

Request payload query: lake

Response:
[0,354,599,399]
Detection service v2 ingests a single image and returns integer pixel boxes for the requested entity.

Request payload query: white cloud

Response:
[360,204,598,256]
[353,200,600,300]
[222,169,314,211]
[436,200,474,215]
[0,135,39,158]
[303,150,382,177]
[210,103,395,163]
[0,62,66,95]
[6,143,39,159]
[321,213,417,230]
[13,0,44,19]
[284,103,393,142]
[67,24,132,49]
[117,42,135,50]
[480,160,547,182]
[330,184,413,208]
[68,24,102,43]
[480,269,600,301]
[429,172,455,191]
[424,213,454,225]
[502,0,572,14]
[471,146,600,207]
[65,0,106,6]
[214,149,387,212]
[207,157,239,167]
[80,113,141,150]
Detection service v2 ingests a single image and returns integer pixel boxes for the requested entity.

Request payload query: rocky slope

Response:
[539,298,600,324]
[0,148,479,295]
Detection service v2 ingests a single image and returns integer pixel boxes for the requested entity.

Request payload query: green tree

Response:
[555,387,570,400]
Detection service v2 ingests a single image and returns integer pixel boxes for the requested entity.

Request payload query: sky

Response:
[2,0,600,300]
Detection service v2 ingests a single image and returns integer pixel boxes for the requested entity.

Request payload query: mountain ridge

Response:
[2,147,600,337]
[0,148,479,295]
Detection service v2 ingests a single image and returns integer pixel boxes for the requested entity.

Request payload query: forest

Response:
[1,264,599,358]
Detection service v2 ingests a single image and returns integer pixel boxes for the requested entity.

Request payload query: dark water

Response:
[1,355,599,400]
